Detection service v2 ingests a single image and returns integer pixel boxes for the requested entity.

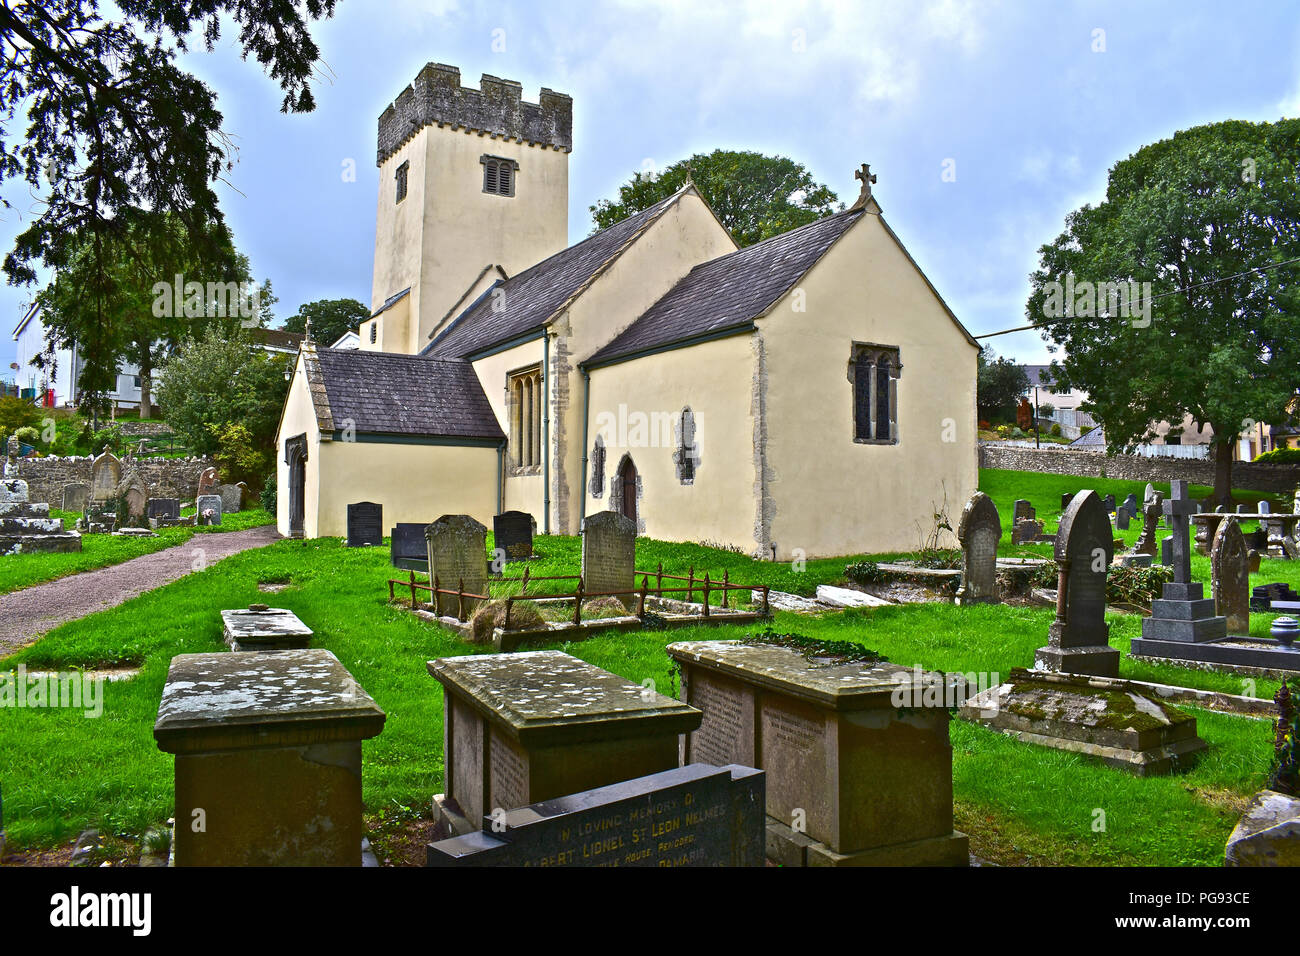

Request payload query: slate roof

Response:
[1068,426,1106,448]
[314,348,503,440]
[585,209,863,367]
[425,187,693,359]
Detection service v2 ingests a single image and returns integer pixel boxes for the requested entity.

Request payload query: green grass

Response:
[0,509,275,596]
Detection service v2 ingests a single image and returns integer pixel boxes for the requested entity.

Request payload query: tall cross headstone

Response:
[1139,479,1227,644]
[1034,490,1119,677]
[955,492,1001,605]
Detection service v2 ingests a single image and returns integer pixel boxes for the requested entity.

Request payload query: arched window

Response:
[677,407,697,484]
[850,345,901,444]
[508,366,543,469]
[590,435,606,498]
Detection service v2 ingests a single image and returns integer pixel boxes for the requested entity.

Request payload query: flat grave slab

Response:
[428,650,702,836]
[959,668,1206,776]
[1129,634,1300,674]
[666,639,969,867]
[220,605,313,651]
[427,763,765,867]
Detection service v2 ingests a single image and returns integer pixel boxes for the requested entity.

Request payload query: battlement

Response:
[377,63,573,166]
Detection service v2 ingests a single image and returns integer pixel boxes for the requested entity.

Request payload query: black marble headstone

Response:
[493,510,535,562]
[147,497,180,519]
[427,763,765,867]
[1102,494,1116,513]
[1061,492,1074,510]
[346,501,383,548]
[391,522,430,570]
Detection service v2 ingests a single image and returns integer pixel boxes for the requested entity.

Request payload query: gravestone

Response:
[391,522,430,570]
[195,494,222,526]
[1160,535,1173,567]
[1260,501,1272,515]
[147,497,180,520]
[493,510,535,562]
[668,639,970,866]
[1012,518,1045,545]
[1210,518,1250,635]
[1103,494,1116,514]
[114,469,149,523]
[427,763,765,867]
[581,511,637,609]
[1013,499,1035,523]
[346,501,383,547]
[217,483,243,515]
[1061,492,1074,510]
[221,605,314,651]
[1237,504,1250,515]
[1135,480,1228,645]
[197,466,218,497]
[1144,483,1157,504]
[1123,493,1139,515]
[89,451,122,503]
[62,482,89,513]
[1116,507,1130,531]
[955,491,1000,605]
[428,650,701,837]
[154,649,385,866]
[425,514,488,617]
[1034,490,1119,677]
[1134,492,1163,556]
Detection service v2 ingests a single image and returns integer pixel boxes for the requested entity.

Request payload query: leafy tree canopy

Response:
[1027,118,1300,501]
[977,345,1030,420]
[589,150,841,247]
[282,298,370,347]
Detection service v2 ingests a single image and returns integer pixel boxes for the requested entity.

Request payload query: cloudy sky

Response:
[3,0,1299,375]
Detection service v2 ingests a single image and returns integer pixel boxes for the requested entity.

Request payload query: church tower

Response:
[365,63,572,355]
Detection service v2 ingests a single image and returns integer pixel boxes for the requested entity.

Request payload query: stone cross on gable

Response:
[855,162,877,201]
[1163,480,1198,584]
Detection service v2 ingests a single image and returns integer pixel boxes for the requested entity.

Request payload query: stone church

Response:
[276,63,979,558]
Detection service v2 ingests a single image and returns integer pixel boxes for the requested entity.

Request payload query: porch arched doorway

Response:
[617,455,638,525]
[284,434,308,538]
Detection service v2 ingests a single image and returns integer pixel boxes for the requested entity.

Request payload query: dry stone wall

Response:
[14,456,216,507]
[979,443,1299,494]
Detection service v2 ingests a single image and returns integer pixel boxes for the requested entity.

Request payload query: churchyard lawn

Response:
[0,508,276,597]
[2,467,1292,865]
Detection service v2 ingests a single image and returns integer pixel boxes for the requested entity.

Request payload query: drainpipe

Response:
[579,366,591,528]
[542,332,551,534]
[497,439,505,514]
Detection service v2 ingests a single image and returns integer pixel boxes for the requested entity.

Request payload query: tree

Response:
[34,211,256,420]
[283,298,370,347]
[1027,119,1300,503]
[590,150,841,247]
[1,1,339,380]
[977,346,1030,420]
[154,326,290,479]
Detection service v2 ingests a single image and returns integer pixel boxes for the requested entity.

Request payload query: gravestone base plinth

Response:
[960,669,1206,776]
[1033,642,1120,678]
[766,817,969,867]
[1140,582,1229,644]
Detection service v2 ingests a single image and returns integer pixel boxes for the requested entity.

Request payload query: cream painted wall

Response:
[360,295,411,354]
[315,440,500,538]
[470,336,546,519]
[275,352,323,538]
[585,333,758,550]
[761,212,980,559]
[371,136,427,345]
[551,191,737,533]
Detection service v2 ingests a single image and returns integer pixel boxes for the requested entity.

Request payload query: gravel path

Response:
[0,525,280,655]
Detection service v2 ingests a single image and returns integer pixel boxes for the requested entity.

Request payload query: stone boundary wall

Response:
[979,443,1300,494]
[115,421,175,437]
[15,456,216,507]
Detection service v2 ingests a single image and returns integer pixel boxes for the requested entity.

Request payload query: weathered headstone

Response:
[391,522,430,570]
[668,639,970,866]
[1012,517,1045,545]
[154,649,385,866]
[346,501,383,547]
[1134,492,1163,555]
[1225,789,1300,866]
[581,511,637,609]
[1034,490,1118,677]
[1013,499,1035,523]
[425,514,488,617]
[197,466,218,497]
[61,482,89,513]
[89,451,122,502]
[428,650,701,837]
[1135,480,1228,646]
[1102,494,1116,513]
[1116,507,1130,531]
[955,491,1000,605]
[147,497,180,520]
[1061,492,1074,510]
[217,483,242,515]
[1123,493,1139,515]
[493,510,535,562]
[196,494,222,526]
[1160,535,1173,567]
[1211,518,1250,635]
